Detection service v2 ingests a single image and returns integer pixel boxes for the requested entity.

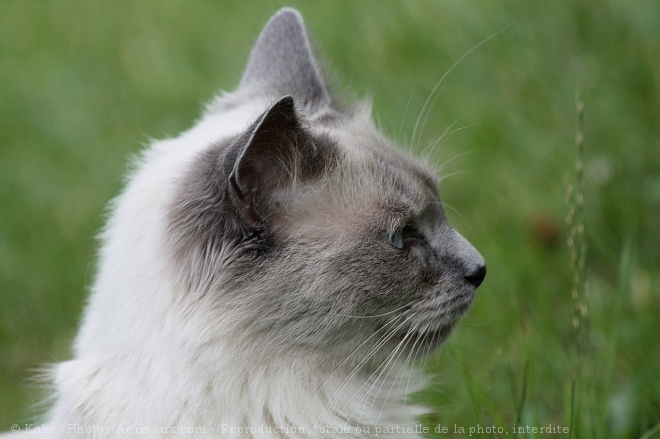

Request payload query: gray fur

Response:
[167,8,485,363]
[239,8,331,111]
[168,96,338,296]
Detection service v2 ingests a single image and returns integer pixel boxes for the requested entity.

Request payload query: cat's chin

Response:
[405,323,456,352]
[394,289,475,351]
[420,323,455,346]
[374,322,457,360]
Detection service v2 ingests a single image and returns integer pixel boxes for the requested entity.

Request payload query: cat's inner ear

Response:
[228,96,324,228]
[239,8,331,111]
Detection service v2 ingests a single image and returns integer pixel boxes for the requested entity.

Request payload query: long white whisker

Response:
[426,199,471,229]
[398,89,416,143]
[373,330,420,427]
[319,314,414,426]
[418,329,435,378]
[437,170,468,182]
[311,313,413,433]
[321,302,414,319]
[422,123,479,161]
[350,329,414,433]
[436,148,490,175]
[365,330,414,413]
[411,22,514,151]
[304,317,405,437]
[401,332,426,409]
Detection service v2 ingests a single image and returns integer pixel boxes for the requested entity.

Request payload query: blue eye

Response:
[381,225,424,250]
[381,230,404,249]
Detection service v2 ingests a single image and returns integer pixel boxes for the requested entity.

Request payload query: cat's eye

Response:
[381,225,421,250]
[381,230,404,249]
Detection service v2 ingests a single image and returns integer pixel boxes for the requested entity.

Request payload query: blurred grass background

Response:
[1,1,658,437]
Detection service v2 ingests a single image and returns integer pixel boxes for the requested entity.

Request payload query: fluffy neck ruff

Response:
[48,328,427,438]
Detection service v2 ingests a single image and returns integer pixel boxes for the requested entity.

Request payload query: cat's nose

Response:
[465,263,486,288]
[449,229,486,288]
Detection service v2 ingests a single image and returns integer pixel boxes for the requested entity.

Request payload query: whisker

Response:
[426,199,471,229]
[437,170,468,182]
[367,330,414,406]
[398,88,416,143]
[310,314,413,433]
[319,301,414,319]
[372,330,420,427]
[401,331,427,409]
[411,22,514,151]
[418,330,436,378]
[318,314,415,426]
[420,118,462,156]
[436,147,492,175]
[349,330,414,433]
[422,123,479,162]
[296,318,396,438]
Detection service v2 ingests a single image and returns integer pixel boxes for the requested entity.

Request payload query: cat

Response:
[7,7,485,438]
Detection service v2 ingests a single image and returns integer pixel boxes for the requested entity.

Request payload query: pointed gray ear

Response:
[227,96,333,227]
[239,8,331,111]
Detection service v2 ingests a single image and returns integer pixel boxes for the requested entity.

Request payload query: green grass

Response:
[1,1,658,437]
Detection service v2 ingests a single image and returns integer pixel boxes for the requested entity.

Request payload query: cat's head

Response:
[156,9,485,365]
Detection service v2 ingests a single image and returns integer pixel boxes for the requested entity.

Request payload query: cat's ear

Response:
[239,8,331,111]
[227,96,330,228]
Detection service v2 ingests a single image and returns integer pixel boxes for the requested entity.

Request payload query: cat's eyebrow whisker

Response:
[419,118,462,160]
[426,199,472,229]
[411,22,514,150]
[443,202,473,230]
[436,147,490,175]
[422,123,479,162]
[397,88,416,143]
[441,118,464,138]
[437,170,468,183]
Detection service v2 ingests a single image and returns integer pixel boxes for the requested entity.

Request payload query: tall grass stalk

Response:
[567,84,589,353]
[564,84,591,435]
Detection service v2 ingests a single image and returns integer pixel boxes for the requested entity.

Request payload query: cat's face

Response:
[164,9,485,365]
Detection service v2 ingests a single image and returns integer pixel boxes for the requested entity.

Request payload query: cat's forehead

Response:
[278,116,442,239]
[322,115,439,200]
